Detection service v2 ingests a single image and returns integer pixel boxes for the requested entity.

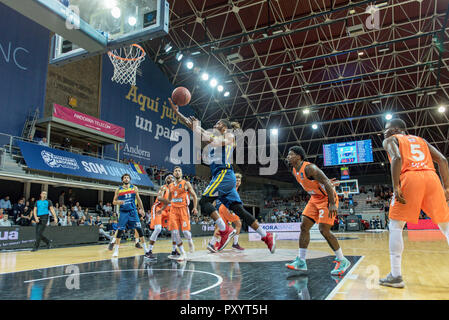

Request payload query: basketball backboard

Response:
[0,0,169,65]
[335,179,359,195]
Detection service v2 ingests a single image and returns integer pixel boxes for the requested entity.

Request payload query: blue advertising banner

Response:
[17,141,154,188]
[100,55,196,175]
[0,3,50,136]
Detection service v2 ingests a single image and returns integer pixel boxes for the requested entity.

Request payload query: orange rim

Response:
[108,44,146,61]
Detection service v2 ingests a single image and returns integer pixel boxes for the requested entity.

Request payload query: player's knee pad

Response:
[135,227,144,238]
[183,230,192,240]
[229,203,255,226]
[199,196,216,216]
[389,220,406,232]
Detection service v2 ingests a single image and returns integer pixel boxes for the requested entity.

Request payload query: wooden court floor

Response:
[0,230,448,300]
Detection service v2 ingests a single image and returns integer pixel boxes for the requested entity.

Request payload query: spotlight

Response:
[128,16,137,26]
[385,113,393,120]
[312,124,318,130]
[358,51,364,56]
[201,73,209,81]
[111,7,121,18]
[224,91,230,97]
[438,105,446,113]
[217,85,224,92]
[164,43,172,53]
[271,128,278,135]
[176,52,184,61]
[303,108,310,114]
[186,61,194,69]
[210,78,218,88]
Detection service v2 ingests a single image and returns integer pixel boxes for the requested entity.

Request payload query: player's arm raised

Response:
[112,188,124,206]
[304,164,338,218]
[157,187,171,214]
[185,181,198,215]
[425,140,449,199]
[134,186,144,212]
[383,136,405,204]
[168,98,193,129]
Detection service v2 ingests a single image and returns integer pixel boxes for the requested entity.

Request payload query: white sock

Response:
[334,248,344,260]
[143,242,149,252]
[178,244,186,255]
[148,244,153,251]
[233,234,239,245]
[256,227,267,238]
[110,237,116,244]
[215,218,226,231]
[114,245,119,252]
[299,248,307,260]
[172,244,177,251]
[135,238,139,244]
[389,220,406,277]
[210,236,220,245]
[438,222,449,245]
[188,239,194,246]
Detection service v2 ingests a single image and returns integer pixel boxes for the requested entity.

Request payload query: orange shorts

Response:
[389,170,449,224]
[219,204,240,224]
[169,206,191,231]
[302,196,338,226]
[150,204,170,229]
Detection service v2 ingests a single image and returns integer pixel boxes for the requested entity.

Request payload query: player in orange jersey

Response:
[145,174,174,260]
[380,118,449,288]
[208,173,244,252]
[159,166,198,261]
[285,146,351,276]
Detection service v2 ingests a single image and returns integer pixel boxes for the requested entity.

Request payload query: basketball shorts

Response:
[118,209,141,231]
[389,170,449,224]
[203,169,242,208]
[218,203,240,224]
[303,196,339,226]
[150,204,170,229]
[169,206,191,231]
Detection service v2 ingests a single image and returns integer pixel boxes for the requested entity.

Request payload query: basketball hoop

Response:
[343,191,350,199]
[108,44,146,86]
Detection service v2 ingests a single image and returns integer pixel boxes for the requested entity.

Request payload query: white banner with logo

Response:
[248,223,324,241]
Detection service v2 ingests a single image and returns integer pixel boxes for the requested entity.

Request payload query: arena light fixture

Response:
[111,7,121,18]
[128,16,137,26]
[312,124,318,130]
[270,128,278,135]
[176,52,184,61]
[217,85,224,92]
[210,78,218,88]
[385,113,393,120]
[186,61,194,69]
[438,105,446,113]
[303,108,310,114]
[201,73,209,81]
[224,91,230,97]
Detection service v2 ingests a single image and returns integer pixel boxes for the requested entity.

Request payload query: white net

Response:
[108,44,146,86]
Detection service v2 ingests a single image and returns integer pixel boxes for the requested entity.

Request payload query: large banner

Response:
[17,141,154,188]
[100,55,196,175]
[0,226,99,250]
[0,3,50,137]
[248,223,324,241]
[53,103,125,139]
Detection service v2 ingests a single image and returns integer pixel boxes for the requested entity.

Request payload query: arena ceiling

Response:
[142,0,449,182]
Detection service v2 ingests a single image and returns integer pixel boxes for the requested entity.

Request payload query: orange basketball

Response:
[171,87,191,106]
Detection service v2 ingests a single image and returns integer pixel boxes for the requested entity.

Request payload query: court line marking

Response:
[23,268,223,296]
[325,256,365,301]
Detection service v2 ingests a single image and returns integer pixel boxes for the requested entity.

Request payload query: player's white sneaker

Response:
[177,253,187,262]
[188,241,195,253]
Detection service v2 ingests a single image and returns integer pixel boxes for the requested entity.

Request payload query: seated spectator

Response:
[12,198,25,222]
[0,196,12,215]
[69,216,77,226]
[16,203,32,226]
[58,191,65,207]
[58,212,68,226]
[70,206,79,220]
[78,216,86,226]
[38,137,49,146]
[0,214,11,227]
[95,201,104,216]
[83,208,89,218]
[60,206,68,217]
[103,202,113,216]
[77,207,85,219]
[85,215,94,226]
[94,216,112,241]
[366,195,372,204]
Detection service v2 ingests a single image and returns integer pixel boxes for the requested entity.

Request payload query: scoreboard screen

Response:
[323,140,373,166]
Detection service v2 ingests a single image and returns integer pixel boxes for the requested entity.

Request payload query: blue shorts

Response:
[203,169,242,209]
[118,209,141,231]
